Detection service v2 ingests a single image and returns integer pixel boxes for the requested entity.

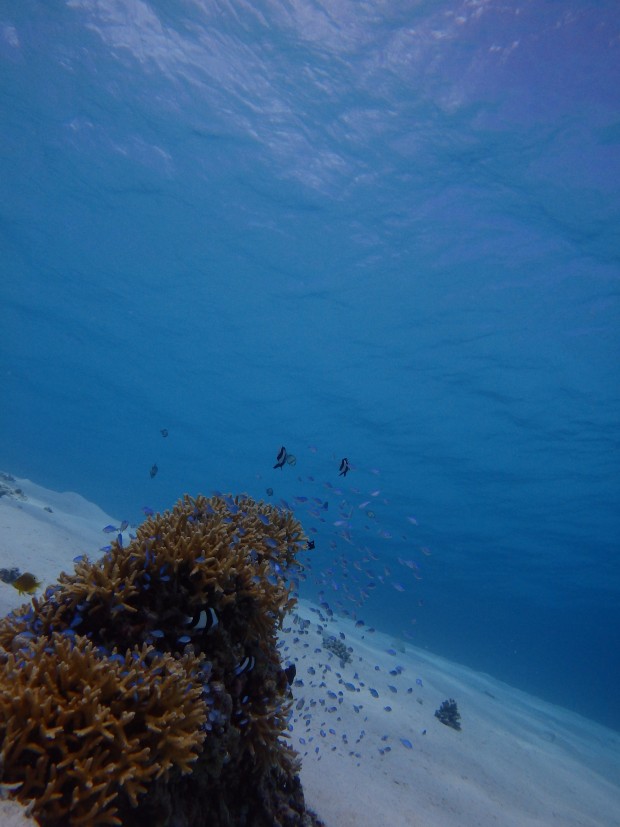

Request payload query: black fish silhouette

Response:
[273,446,287,469]
[150,464,158,478]
[338,458,350,477]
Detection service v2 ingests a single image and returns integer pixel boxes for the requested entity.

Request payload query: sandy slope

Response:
[282,605,620,827]
[1,474,619,827]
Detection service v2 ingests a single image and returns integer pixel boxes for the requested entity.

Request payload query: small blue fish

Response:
[416,678,423,687]
[102,525,118,534]
[142,506,154,516]
[119,520,129,532]
[177,635,191,644]
[73,555,86,563]
[150,630,164,638]
[400,738,413,749]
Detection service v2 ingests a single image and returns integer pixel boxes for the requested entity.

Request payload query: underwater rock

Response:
[0,493,325,827]
[434,698,461,731]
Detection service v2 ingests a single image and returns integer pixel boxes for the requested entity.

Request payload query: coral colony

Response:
[434,698,461,731]
[0,494,325,826]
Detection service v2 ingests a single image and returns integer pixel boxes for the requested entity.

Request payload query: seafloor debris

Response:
[0,493,324,827]
[0,474,26,501]
[434,698,461,731]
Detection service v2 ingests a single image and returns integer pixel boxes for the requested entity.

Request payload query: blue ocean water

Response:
[1,0,618,734]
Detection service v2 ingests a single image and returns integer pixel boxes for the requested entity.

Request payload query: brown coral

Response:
[0,493,320,827]
[0,634,206,825]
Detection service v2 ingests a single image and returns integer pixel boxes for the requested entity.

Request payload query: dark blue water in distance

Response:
[1,2,619,731]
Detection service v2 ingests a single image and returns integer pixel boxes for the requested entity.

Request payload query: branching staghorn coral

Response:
[0,493,321,827]
[0,634,206,825]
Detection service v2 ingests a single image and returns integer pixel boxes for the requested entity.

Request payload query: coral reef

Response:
[321,634,352,667]
[0,493,324,827]
[434,698,461,731]
[0,635,205,825]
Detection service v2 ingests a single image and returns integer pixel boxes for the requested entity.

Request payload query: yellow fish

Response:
[11,572,41,595]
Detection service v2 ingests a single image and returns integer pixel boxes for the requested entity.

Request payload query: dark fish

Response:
[102,524,118,533]
[149,464,158,478]
[338,458,350,477]
[266,487,274,496]
[183,607,218,632]
[273,446,287,469]
[306,540,315,550]
[12,572,41,595]
[160,428,169,437]
[119,520,129,532]
[234,655,255,676]
[284,663,297,684]
[142,506,154,516]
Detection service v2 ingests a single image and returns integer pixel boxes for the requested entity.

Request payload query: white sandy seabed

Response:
[0,474,619,827]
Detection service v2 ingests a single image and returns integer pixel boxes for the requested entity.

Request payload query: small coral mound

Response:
[434,698,461,731]
[0,493,321,827]
[322,634,352,666]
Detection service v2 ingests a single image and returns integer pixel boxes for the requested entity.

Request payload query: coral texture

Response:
[0,494,322,827]
[434,698,461,731]
[0,635,205,825]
